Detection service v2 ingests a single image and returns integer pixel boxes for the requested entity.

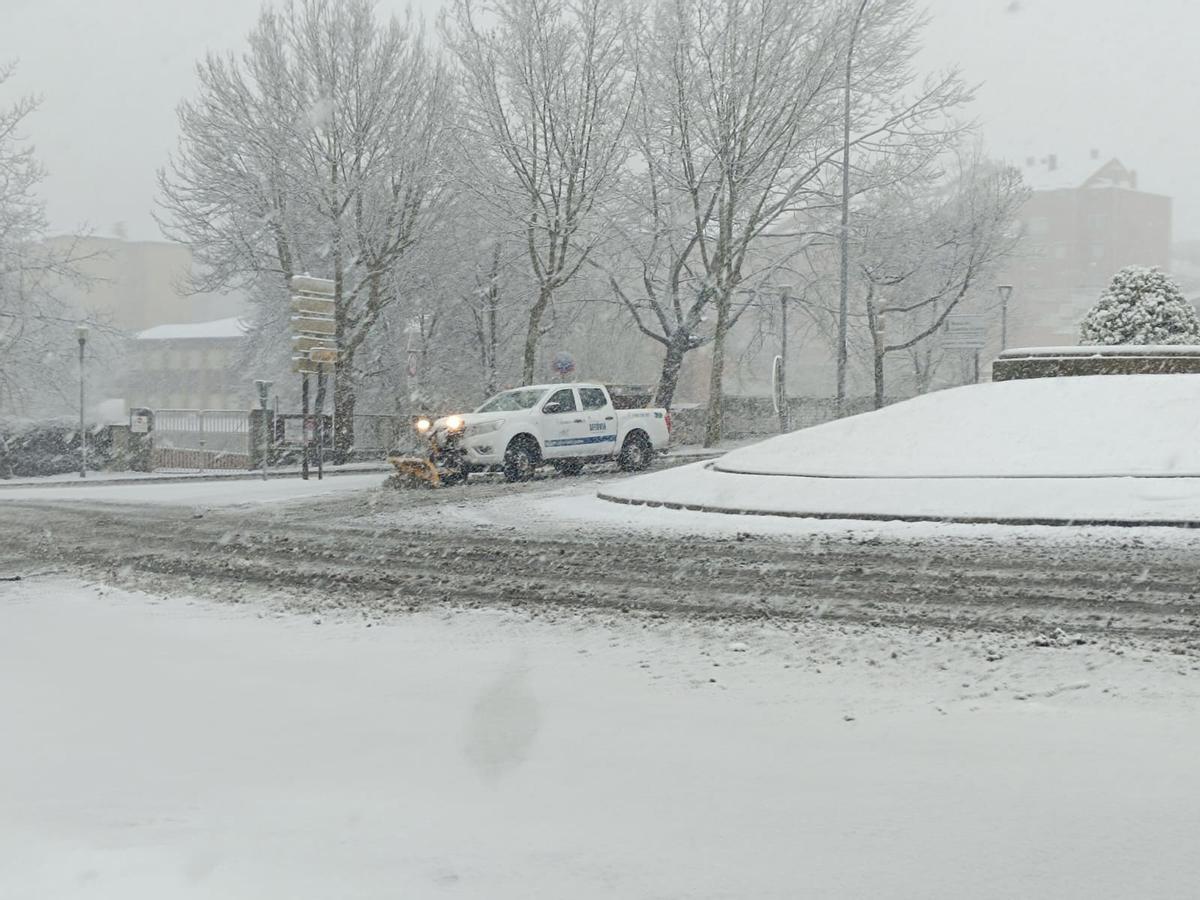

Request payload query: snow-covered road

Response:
[3,579,1199,899]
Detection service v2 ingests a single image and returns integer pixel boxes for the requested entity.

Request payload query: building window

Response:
[1027,216,1050,236]
[1053,246,1068,260]
[1090,244,1105,260]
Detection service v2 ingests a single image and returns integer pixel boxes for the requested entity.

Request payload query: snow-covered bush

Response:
[1079,266,1200,345]
[0,418,114,478]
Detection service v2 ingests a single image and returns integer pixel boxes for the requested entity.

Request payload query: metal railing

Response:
[152,409,252,471]
[351,414,411,454]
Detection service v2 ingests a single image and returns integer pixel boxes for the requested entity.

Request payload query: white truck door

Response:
[540,387,591,458]
[579,386,619,457]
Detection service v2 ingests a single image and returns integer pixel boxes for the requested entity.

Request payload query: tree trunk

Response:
[313,367,329,473]
[333,366,356,463]
[873,347,885,410]
[703,298,732,448]
[865,290,886,410]
[653,330,691,409]
[522,284,552,385]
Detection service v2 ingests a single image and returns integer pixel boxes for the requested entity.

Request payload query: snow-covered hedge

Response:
[0,418,115,478]
[1080,266,1200,345]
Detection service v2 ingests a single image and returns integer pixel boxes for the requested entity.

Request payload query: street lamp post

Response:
[778,290,790,433]
[997,284,1014,351]
[75,325,89,478]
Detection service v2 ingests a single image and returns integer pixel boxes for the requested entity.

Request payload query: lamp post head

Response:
[75,324,90,344]
[997,284,1013,303]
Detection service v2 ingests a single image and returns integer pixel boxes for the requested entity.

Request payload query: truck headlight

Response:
[415,418,431,433]
[444,415,465,432]
[466,419,504,437]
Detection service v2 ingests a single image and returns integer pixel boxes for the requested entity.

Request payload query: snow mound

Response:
[600,375,1200,524]
[715,374,1200,478]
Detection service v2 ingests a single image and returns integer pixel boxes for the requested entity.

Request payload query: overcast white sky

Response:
[3,0,1198,241]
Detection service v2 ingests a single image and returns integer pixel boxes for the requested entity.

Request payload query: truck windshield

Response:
[475,388,545,413]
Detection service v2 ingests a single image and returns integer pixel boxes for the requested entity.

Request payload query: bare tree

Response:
[0,64,95,415]
[443,0,634,385]
[856,150,1027,408]
[603,0,969,445]
[159,0,451,453]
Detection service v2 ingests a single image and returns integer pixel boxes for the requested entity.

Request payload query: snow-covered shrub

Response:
[1079,266,1200,345]
[0,418,114,478]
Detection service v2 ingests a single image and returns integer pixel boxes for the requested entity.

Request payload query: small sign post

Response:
[943,314,990,384]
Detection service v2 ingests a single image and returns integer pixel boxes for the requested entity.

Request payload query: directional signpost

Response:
[943,313,990,383]
[289,275,338,479]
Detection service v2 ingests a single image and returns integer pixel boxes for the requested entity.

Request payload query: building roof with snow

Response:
[135,317,251,341]
[1020,154,1147,193]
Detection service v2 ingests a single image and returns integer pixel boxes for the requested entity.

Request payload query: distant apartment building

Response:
[128,317,251,411]
[1004,153,1172,346]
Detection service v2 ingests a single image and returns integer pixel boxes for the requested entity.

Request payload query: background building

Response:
[1002,153,1173,347]
[127,317,251,411]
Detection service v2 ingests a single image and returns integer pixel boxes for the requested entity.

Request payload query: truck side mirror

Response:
[542,401,563,414]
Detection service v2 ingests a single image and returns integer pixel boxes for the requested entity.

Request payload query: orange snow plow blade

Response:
[387,455,442,488]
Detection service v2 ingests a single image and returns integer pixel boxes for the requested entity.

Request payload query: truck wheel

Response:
[554,459,585,477]
[503,440,538,482]
[618,433,652,472]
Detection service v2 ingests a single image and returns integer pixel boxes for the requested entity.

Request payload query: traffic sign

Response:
[291,315,336,336]
[551,351,575,376]
[943,313,988,350]
[292,335,338,354]
[290,275,335,297]
[291,295,336,317]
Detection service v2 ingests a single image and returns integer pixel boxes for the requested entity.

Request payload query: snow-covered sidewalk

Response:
[0,461,389,489]
[0,472,385,507]
[3,578,1199,899]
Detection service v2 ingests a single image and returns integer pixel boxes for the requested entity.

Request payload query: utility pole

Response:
[76,325,89,478]
[837,0,870,417]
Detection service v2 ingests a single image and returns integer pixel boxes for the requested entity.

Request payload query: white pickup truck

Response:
[416,383,671,483]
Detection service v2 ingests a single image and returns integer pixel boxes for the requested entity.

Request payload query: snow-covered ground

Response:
[3,578,1200,899]
[602,376,1200,524]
